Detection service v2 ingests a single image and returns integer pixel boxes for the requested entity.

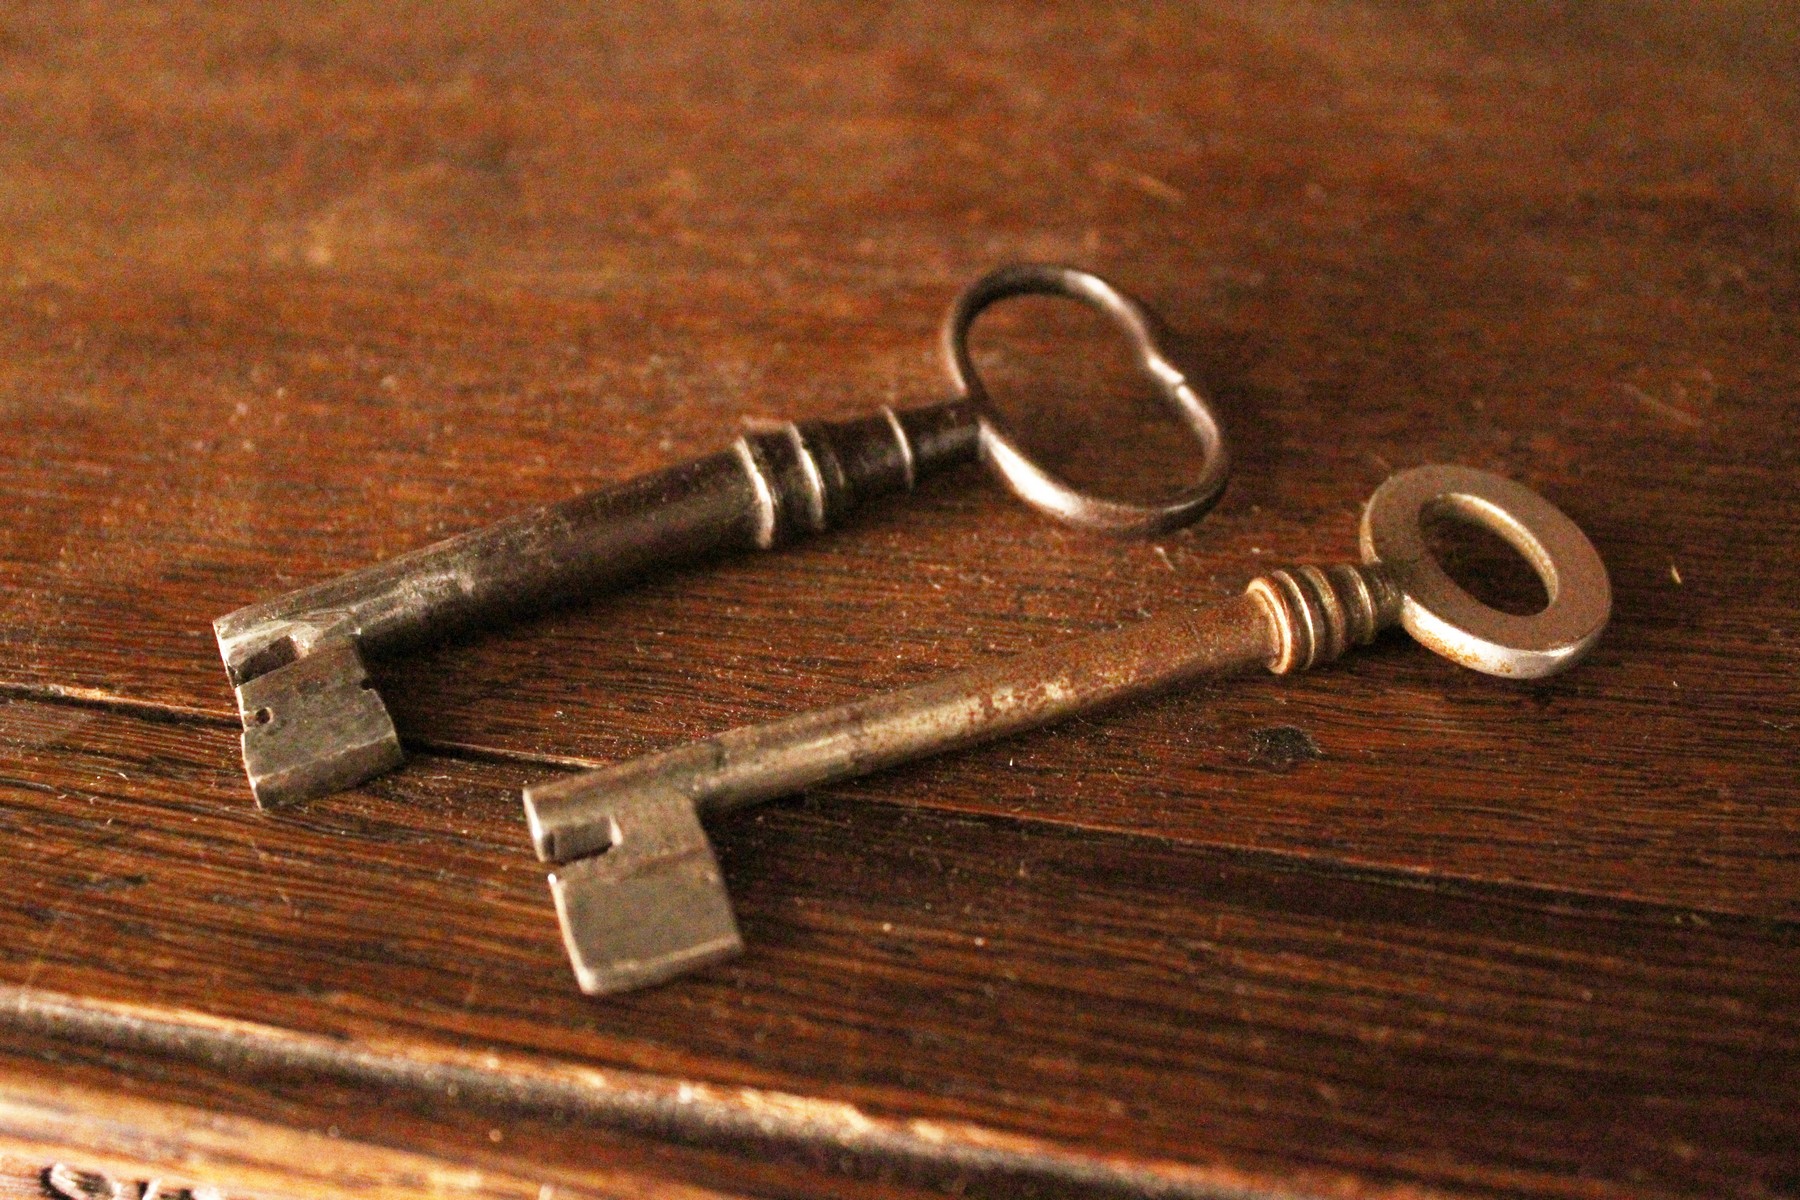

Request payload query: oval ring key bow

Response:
[524,465,1612,996]
[213,264,1229,807]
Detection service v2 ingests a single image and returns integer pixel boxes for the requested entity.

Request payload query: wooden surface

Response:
[0,3,1797,1197]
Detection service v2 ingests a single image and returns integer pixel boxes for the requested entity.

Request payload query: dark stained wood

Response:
[3,23,1799,918]
[0,697,1796,1198]
[0,2,1797,1197]
[0,1161,46,1200]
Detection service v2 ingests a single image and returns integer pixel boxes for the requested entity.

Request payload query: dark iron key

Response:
[213,264,1229,806]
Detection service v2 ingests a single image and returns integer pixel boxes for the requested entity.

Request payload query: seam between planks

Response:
[4,681,1794,933]
[0,984,1312,1200]
[0,681,239,729]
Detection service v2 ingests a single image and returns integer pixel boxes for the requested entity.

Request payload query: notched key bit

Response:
[232,640,402,808]
[523,465,1614,995]
[548,788,743,995]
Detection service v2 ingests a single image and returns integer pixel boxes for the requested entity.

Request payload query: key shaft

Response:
[214,403,977,807]
[522,463,1612,997]
[525,563,1401,863]
[216,404,975,686]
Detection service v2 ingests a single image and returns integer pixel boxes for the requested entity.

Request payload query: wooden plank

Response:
[0,1159,44,1200]
[2,4,1798,918]
[0,1065,761,1200]
[2,6,1797,1197]
[0,697,1793,1199]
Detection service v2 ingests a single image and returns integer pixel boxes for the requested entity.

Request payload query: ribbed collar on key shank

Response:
[731,401,980,549]
[1246,563,1404,675]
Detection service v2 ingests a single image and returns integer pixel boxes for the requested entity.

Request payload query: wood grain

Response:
[3,5,1798,919]
[0,697,1796,1198]
[0,1071,753,1200]
[0,2,1796,1197]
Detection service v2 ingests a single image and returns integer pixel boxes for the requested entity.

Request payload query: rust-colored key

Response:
[522,465,1612,996]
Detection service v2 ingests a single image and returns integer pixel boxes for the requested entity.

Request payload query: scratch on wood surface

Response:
[19,909,68,989]
[1616,381,1704,428]
[1087,160,1186,206]
[461,968,483,1011]
[1130,172,1186,205]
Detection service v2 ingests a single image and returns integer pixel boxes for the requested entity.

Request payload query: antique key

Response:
[213,264,1228,807]
[523,464,1611,995]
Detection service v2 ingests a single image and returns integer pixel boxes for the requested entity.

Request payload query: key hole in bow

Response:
[966,294,1210,509]
[1421,499,1550,616]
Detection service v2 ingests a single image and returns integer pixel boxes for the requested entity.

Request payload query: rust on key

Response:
[524,465,1612,996]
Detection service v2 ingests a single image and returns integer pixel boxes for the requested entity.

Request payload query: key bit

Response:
[549,788,743,995]
[212,263,1229,808]
[232,640,401,808]
[523,464,1613,995]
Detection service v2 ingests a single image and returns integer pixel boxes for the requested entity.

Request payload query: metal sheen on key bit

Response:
[522,464,1613,996]
[211,264,1229,808]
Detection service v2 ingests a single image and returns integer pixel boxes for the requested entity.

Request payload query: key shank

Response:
[522,462,1611,997]
[215,401,978,808]
[524,562,1400,995]
[525,562,1400,861]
